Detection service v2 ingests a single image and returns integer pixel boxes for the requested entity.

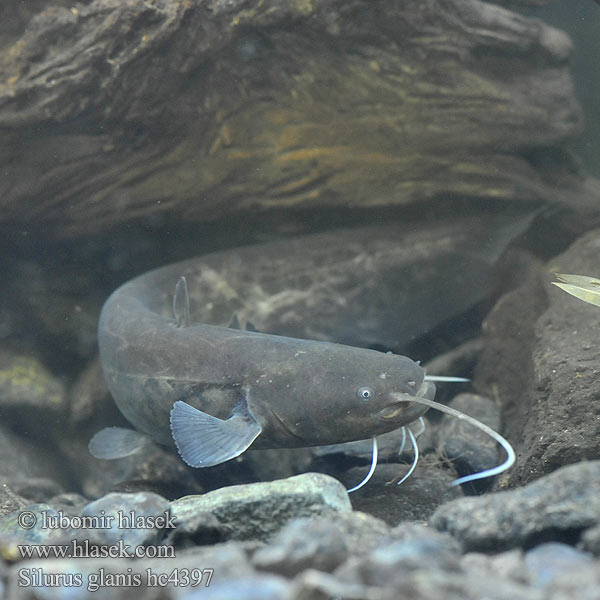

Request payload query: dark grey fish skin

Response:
[96,249,435,463]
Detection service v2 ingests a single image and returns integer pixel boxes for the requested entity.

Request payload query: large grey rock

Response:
[430,461,600,552]
[475,229,600,486]
[171,473,351,542]
[99,216,536,352]
[523,232,600,481]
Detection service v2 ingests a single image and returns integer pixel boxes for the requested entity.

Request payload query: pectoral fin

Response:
[88,427,150,459]
[170,396,262,467]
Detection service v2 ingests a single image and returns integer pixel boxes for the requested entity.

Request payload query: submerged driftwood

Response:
[0,0,588,238]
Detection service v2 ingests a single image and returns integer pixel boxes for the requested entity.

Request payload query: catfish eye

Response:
[357,386,374,401]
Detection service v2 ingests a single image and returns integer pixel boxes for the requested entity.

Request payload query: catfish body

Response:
[96,247,435,466]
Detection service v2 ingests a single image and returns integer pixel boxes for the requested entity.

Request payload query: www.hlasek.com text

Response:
[19,539,175,560]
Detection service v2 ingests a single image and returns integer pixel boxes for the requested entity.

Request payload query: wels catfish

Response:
[91,271,435,470]
[90,226,518,489]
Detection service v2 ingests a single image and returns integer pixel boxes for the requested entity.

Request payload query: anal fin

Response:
[88,427,150,459]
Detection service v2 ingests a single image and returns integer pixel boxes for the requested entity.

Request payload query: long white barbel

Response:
[389,393,515,486]
[346,437,379,493]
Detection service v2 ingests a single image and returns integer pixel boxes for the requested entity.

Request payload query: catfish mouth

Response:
[376,380,435,424]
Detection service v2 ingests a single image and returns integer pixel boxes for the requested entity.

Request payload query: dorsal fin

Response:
[245,320,258,333]
[173,276,190,328]
[227,313,242,330]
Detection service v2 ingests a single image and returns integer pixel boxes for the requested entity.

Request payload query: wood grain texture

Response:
[0,0,587,237]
